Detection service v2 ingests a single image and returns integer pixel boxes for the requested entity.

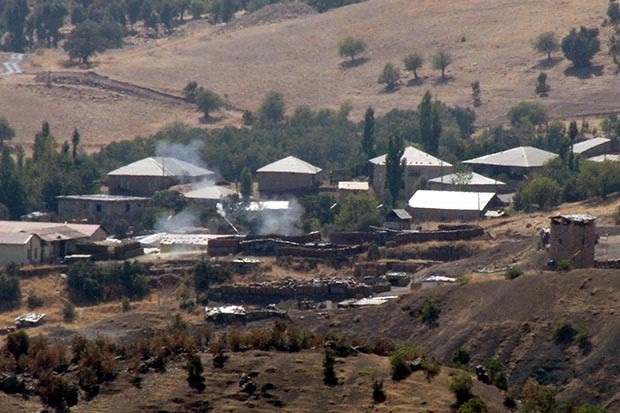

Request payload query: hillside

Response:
[1,0,617,151]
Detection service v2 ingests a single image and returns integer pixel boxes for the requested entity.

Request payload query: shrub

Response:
[557,259,572,272]
[458,397,488,413]
[323,348,338,386]
[484,357,507,390]
[366,244,381,261]
[372,379,386,403]
[419,299,441,326]
[422,358,441,382]
[390,344,425,381]
[121,297,131,312]
[553,320,589,346]
[27,292,44,309]
[63,302,76,323]
[522,378,556,413]
[449,371,473,406]
[186,353,206,393]
[0,272,21,311]
[505,267,523,280]
[452,348,471,366]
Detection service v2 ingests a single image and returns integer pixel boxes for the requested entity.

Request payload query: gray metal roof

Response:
[256,156,322,174]
[587,153,620,162]
[107,157,214,178]
[0,221,103,239]
[389,209,412,220]
[573,137,610,154]
[463,146,556,168]
[408,190,497,211]
[369,146,451,167]
[428,172,505,186]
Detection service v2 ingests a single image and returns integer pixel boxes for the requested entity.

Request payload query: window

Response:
[95,204,102,212]
[408,171,421,178]
[125,203,131,212]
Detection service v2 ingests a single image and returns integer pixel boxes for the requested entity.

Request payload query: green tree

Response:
[432,49,452,78]
[71,128,81,161]
[3,0,30,52]
[362,107,376,159]
[195,87,223,119]
[186,353,206,392]
[514,177,561,211]
[403,52,424,79]
[257,90,285,127]
[240,166,253,199]
[577,160,620,199]
[338,36,367,63]
[63,20,110,65]
[333,194,383,231]
[418,91,441,155]
[508,102,547,127]
[378,62,401,90]
[385,135,405,208]
[608,0,620,25]
[40,375,79,412]
[561,26,600,68]
[0,117,15,145]
[0,272,21,311]
[458,397,488,413]
[471,81,481,106]
[5,330,29,361]
[533,32,560,60]
[323,348,337,386]
[608,34,620,71]
[31,1,69,48]
[183,81,199,103]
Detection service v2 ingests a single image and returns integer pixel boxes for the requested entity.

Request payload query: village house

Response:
[256,156,322,194]
[427,171,506,193]
[572,137,612,159]
[462,146,556,187]
[549,214,597,268]
[108,156,215,196]
[0,221,106,265]
[57,194,149,226]
[182,185,238,208]
[407,190,503,222]
[369,146,452,201]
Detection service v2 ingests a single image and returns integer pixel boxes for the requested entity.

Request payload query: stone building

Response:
[549,214,597,268]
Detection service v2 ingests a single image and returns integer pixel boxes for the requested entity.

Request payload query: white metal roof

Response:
[256,156,322,174]
[369,146,452,167]
[246,201,290,211]
[573,137,610,154]
[587,153,620,162]
[57,194,149,202]
[0,232,36,245]
[337,181,369,191]
[463,146,556,168]
[0,221,103,240]
[428,172,505,186]
[183,185,237,200]
[408,190,497,211]
[107,157,214,178]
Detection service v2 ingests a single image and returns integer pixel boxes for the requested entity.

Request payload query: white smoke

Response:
[154,209,201,233]
[156,140,208,171]
[254,198,305,236]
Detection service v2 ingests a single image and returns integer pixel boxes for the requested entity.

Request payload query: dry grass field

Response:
[1,0,618,151]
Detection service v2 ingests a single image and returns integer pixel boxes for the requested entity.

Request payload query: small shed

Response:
[384,209,412,230]
[573,137,612,159]
[549,214,597,268]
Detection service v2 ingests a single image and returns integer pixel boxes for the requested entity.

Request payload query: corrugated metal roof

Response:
[550,214,597,223]
[573,137,610,154]
[107,157,214,177]
[246,201,290,211]
[338,181,369,191]
[57,194,149,202]
[428,172,506,186]
[369,146,452,167]
[0,221,102,239]
[256,156,322,174]
[389,209,412,220]
[463,146,556,168]
[183,185,237,200]
[408,190,497,211]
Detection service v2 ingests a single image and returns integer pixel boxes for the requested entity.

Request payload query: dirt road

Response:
[1,53,24,76]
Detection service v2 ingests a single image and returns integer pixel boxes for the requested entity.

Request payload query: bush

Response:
[553,320,588,346]
[449,372,473,406]
[418,299,441,326]
[458,397,488,413]
[452,348,471,366]
[372,379,386,403]
[121,297,131,312]
[366,244,381,261]
[522,378,556,413]
[557,259,572,272]
[390,344,425,381]
[186,353,206,393]
[63,302,76,323]
[323,348,338,386]
[27,292,44,309]
[561,26,600,68]
[505,267,523,280]
[0,273,21,311]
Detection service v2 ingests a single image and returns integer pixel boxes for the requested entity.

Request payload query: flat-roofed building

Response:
[57,194,149,226]
[407,190,503,221]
